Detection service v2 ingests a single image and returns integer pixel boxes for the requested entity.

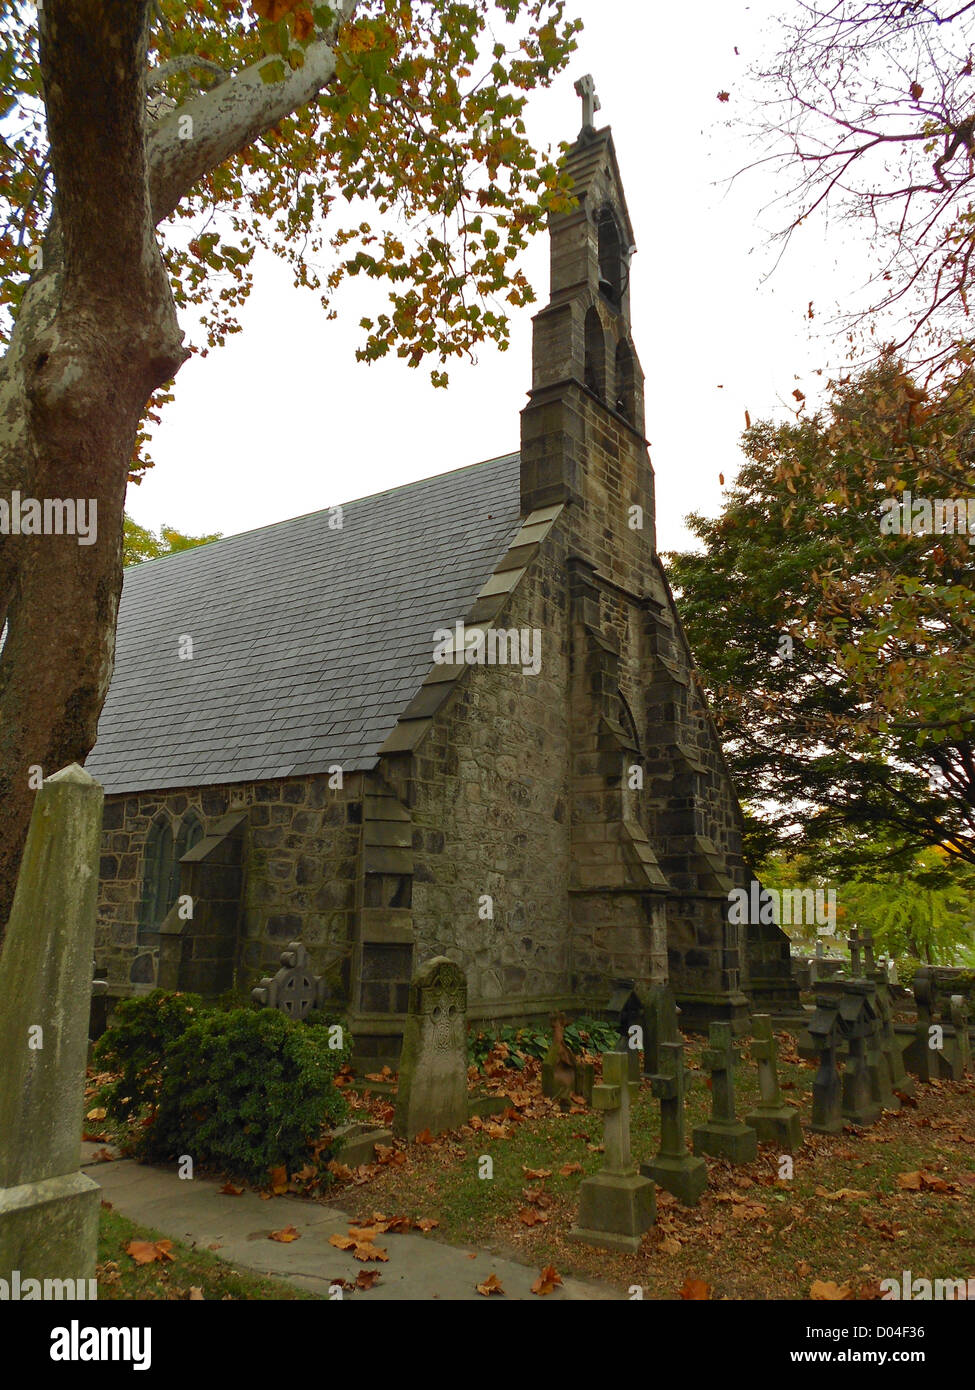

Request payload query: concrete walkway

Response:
[82,1145,616,1301]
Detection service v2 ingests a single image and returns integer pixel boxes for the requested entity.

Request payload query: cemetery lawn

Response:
[96,1204,316,1300]
[327,1037,975,1300]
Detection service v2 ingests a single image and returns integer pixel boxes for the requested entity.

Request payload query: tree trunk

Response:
[0,1,352,938]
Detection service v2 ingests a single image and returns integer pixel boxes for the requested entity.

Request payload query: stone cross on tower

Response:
[574,73,601,131]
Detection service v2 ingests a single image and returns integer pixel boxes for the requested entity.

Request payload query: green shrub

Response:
[467,1015,621,1072]
[93,989,207,1124]
[148,1007,349,1180]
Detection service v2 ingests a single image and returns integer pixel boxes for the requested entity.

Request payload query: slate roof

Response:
[86,453,524,794]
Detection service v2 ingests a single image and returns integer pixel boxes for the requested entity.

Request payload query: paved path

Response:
[82,1146,617,1301]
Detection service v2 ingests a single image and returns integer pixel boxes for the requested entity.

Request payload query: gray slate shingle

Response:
[86,453,522,794]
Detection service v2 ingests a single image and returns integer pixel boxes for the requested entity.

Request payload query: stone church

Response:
[87,102,797,1061]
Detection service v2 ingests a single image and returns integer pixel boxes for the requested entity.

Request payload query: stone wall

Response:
[404,528,574,1016]
[94,773,363,997]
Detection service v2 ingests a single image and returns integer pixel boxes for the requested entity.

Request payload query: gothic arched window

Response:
[138,817,174,941]
[171,812,205,902]
[597,207,624,307]
[614,338,636,424]
[584,306,606,398]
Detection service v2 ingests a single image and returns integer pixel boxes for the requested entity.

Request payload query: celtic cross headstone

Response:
[393,956,468,1141]
[251,941,326,1020]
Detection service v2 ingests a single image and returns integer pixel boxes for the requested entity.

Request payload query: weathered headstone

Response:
[643,982,681,1075]
[838,982,883,1126]
[863,929,914,1101]
[0,765,104,1289]
[951,995,972,1075]
[808,994,844,1135]
[393,957,468,1140]
[568,1051,655,1253]
[252,941,327,1020]
[641,1041,708,1204]
[905,967,959,1082]
[692,1022,757,1163]
[745,1014,803,1151]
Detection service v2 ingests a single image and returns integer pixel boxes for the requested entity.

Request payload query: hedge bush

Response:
[149,1007,349,1180]
[94,993,351,1180]
[93,989,206,1123]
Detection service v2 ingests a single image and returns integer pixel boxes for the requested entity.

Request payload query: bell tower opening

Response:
[597,207,624,308]
[584,306,606,398]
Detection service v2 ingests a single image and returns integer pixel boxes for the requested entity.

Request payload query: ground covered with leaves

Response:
[322,1033,975,1300]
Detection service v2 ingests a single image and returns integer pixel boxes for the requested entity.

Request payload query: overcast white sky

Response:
[131,0,868,555]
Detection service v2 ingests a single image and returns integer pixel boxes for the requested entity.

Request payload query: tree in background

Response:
[753,0,975,369]
[123,517,223,566]
[0,0,580,932]
[666,359,975,877]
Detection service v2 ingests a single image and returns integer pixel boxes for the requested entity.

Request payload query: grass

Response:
[326,1030,975,1300]
[96,1204,318,1300]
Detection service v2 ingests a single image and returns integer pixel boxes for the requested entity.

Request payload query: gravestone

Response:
[393,957,468,1140]
[568,1051,655,1253]
[641,1041,708,1204]
[745,1014,803,1151]
[252,941,327,1020]
[643,982,681,1075]
[904,968,962,1082]
[838,982,883,1126]
[808,994,843,1135]
[951,996,972,1075]
[692,1022,757,1163]
[0,765,104,1288]
[862,928,914,1101]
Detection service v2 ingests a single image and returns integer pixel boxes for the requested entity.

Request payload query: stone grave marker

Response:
[838,982,883,1126]
[0,765,105,1288]
[643,982,681,1075]
[641,1041,708,1204]
[808,994,844,1135]
[744,1014,803,1151]
[568,1051,655,1253]
[862,928,914,1101]
[951,996,972,1075]
[393,956,469,1140]
[692,1022,757,1163]
[252,941,327,1020]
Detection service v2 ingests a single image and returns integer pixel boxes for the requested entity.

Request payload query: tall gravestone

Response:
[568,1051,655,1253]
[951,996,972,1075]
[838,982,883,1126]
[745,1014,803,1152]
[642,1041,708,1204]
[393,957,468,1140]
[643,982,681,1075]
[808,994,844,1134]
[0,765,104,1287]
[692,1022,757,1163]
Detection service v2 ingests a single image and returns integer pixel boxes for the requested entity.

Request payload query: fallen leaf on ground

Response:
[476,1273,504,1297]
[414,1129,436,1145]
[559,1161,583,1176]
[126,1239,175,1266]
[531,1265,563,1296]
[188,1287,204,1300]
[356,1270,381,1290]
[414,1218,439,1231]
[810,1280,854,1301]
[522,1166,552,1180]
[679,1278,711,1300]
[518,1207,548,1227]
[658,1236,681,1256]
[815,1187,870,1201]
[220,1181,244,1196]
[269,1226,301,1243]
[85,1107,107,1121]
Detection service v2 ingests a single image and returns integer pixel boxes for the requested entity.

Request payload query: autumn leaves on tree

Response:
[0,0,580,933]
